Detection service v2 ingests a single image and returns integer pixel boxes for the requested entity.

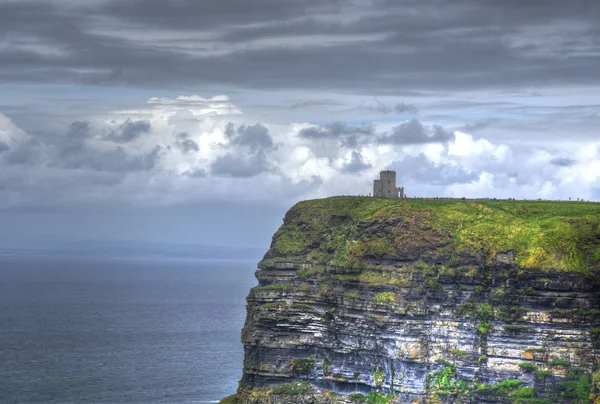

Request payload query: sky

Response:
[1,0,600,248]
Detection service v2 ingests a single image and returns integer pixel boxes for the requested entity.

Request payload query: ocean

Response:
[0,255,258,403]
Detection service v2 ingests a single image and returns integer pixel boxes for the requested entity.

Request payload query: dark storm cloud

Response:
[211,153,270,178]
[0,142,10,153]
[550,157,577,167]
[66,121,92,140]
[174,133,200,154]
[380,119,454,145]
[1,0,599,93]
[103,120,151,143]
[3,119,163,173]
[4,139,44,165]
[55,145,162,173]
[364,100,418,115]
[299,119,454,148]
[212,123,275,177]
[342,151,372,173]
[299,122,375,148]
[100,0,342,30]
[394,103,419,115]
[224,123,273,153]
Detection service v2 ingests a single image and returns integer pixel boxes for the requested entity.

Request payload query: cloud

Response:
[1,0,599,94]
[1,0,599,214]
[460,119,498,132]
[362,100,419,115]
[117,95,242,121]
[298,122,375,148]
[393,102,419,115]
[209,122,275,177]
[103,119,151,143]
[550,157,577,167]
[368,99,392,114]
[224,122,273,152]
[342,150,372,173]
[390,154,479,186]
[211,153,271,178]
[182,168,207,178]
[1,90,600,209]
[66,121,92,140]
[5,138,45,165]
[174,132,200,153]
[379,119,454,145]
[289,99,345,109]
[54,144,163,173]
[0,114,29,147]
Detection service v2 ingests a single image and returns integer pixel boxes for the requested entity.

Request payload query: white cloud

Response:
[1,94,599,208]
[0,114,29,147]
[117,94,242,122]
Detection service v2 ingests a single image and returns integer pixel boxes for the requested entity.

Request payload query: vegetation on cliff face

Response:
[263,196,600,274]
[232,197,600,404]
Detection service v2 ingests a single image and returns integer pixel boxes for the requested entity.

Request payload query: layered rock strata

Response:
[228,197,600,403]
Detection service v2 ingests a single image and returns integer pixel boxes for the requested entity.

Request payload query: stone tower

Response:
[373,170,404,198]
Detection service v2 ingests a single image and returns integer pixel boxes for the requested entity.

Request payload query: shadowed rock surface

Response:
[225,197,600,403]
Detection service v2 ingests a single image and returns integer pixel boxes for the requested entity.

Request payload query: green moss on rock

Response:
[372,292,397,303]
[271,382,313,395]
[219,394,238,404]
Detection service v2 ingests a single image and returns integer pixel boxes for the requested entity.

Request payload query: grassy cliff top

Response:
[263,196,600,275]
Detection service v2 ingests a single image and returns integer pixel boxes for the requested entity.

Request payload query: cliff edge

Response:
[226,196,600,403]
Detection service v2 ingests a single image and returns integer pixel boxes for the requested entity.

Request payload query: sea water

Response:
[0,255,257,403]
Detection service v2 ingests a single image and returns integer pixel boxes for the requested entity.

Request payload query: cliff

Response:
[224,196,600,404]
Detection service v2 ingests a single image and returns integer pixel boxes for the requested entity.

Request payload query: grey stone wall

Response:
[373,170,403,198]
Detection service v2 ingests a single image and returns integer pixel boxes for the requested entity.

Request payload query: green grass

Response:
[563,369,592,402]
[348,392,397,404]
[477,321,493,335]
[296,266,325,279]
[548,359,570,368]
[535,370,552,379]
[371,367,385,387]
[262,196,600,274]
[270,382,313,395]
[492,379,523,394]
[428,363,471,397]
[218,394,238,404]
[450,349,468,356]
[477,379,552,403]
[359,270,407,286]
[323,358,332,374]
[365,392,396,404]
[343,291,361,299]
[519,363,538,371]
[589,326,600,341]
[372,292,397,303]
[290,358,316,373]
[350,393,368,402]
[253,283,289,291]
[595,247,600,261]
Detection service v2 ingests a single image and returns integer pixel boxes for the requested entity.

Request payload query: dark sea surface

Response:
[0,255,258,403]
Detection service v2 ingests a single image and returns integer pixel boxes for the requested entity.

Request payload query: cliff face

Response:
[230,197,600,403]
